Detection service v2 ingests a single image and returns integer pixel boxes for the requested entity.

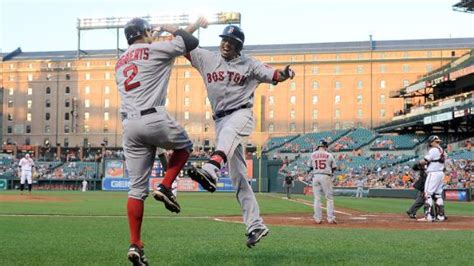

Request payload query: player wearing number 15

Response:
[308,140,338,224]
[115,18,199,266]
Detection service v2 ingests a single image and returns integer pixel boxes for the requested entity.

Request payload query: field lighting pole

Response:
[369,35,374,129]
[55,68,60,147]
[76,12,242,59]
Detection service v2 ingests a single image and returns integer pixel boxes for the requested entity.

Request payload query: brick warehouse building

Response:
[1,38,473,150]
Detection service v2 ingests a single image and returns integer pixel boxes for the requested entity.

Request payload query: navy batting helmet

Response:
[219,25,245,46]
[318,140,329,148]
[124,18,152,45]
[428,135,441,144]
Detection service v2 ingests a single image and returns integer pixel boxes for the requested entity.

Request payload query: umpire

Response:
[282,173,294,199]
[406,162,426,219]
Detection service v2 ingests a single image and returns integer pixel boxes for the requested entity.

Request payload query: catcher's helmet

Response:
[318,140,329,148]
[428,135,441,144]
[219,25,245,46]
[124,18,152,45]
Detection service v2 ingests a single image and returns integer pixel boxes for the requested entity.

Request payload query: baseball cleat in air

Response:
[152,184,181,213]
[246,228,269,248]
[188,167,216,192]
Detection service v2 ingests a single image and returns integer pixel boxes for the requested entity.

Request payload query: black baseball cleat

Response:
[127,244,149,266]
[406,211,417,219]
[152,184,181,213]
[246,228,269,248]
[188,167,216,192]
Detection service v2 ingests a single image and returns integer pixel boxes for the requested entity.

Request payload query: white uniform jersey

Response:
[424,147,445,172]
[187,48,275,113]
[309,150,337,175]
[115,36,187,113]
[19,158,34,172]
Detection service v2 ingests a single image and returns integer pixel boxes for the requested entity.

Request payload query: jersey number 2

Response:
[123,64,141,91]
[314,160,327,170]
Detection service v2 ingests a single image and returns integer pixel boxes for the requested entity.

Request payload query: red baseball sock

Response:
[127,197,144,248]
[161,149,189,189]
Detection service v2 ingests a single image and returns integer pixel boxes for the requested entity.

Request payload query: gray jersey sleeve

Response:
[329,154,337,171]
[250,59,275,83]
[187,48,214,74]
[149,36,187,60]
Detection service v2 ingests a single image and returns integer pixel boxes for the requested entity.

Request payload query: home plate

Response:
[350,217,368,220]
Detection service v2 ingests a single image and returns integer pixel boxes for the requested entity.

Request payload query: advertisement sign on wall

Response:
[0,179,6,190]
[102,178,130,191]
[149,177,235,192]
[105,160,125,178]
[151,160,165,177]
[444,189,470,201]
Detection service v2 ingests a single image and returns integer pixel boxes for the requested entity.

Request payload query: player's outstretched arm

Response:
[155,24,199,52]
[185,17,208,34]
[272,64,295,84]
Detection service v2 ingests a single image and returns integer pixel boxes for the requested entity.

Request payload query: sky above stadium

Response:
[1,0,473,53]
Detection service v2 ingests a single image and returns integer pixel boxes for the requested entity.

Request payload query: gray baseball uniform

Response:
[309,149,337,222]
[187,47,275,233]
[355,178,365,198]
[115,37,193,200]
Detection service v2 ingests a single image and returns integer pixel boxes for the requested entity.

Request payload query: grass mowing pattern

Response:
[1,191,473,265]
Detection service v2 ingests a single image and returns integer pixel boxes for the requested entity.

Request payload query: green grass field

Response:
[0,191,473,265]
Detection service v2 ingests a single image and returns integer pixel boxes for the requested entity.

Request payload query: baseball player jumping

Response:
[417,135,447,222]
[308,140,338,224]
[115,18,199,265]
[18,153,35,195]
[184,18,295,248]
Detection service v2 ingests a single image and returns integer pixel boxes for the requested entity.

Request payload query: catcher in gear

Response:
[417,135,446,222]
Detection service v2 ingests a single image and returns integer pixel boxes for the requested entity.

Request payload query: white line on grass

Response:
[213,218,243,224]
[0,214,211,219]
[263,194,353,216]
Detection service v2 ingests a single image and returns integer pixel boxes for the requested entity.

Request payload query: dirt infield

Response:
[215,198,474,231]
[0,195,72,203]
[215,212,474,230]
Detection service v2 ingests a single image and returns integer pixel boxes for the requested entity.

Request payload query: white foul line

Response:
[0,213,211,219]
[263,193,353,216]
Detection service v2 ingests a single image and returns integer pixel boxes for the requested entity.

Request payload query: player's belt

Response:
[212,103,253,120]
[316,173,332,176]
[121,108,157,120]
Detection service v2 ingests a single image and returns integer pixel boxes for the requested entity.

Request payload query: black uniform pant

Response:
[407,190,424,215]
